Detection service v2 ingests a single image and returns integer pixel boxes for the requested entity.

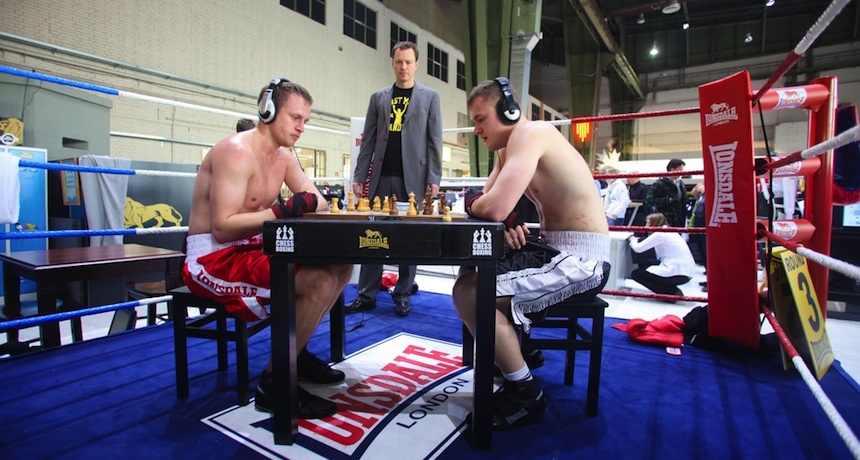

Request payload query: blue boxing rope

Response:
[0,64,120,95]
[0,295,173,333]
[0,226,188,240]
[17,159,197,178]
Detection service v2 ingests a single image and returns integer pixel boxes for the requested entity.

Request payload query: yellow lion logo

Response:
[0,118,24,145]
[124,197,183,228]
[364,229,382,239]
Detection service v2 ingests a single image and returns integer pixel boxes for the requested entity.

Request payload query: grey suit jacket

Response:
[353,82,443,204]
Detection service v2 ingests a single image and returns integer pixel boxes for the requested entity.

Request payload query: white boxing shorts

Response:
[497,231,611,332]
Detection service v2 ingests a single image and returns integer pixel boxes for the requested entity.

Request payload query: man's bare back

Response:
[498,121,608,235]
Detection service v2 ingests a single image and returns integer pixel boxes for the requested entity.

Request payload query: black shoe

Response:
[254,372,338,419]
[395,299,411,317]
[345,297,375,313]
[298,349,345,384]
[492,378,547,430]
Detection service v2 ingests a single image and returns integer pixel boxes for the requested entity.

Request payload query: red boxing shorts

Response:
[181,233,273,322]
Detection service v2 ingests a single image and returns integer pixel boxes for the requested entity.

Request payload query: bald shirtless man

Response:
[182,78,352,419]
[454,78,611,430]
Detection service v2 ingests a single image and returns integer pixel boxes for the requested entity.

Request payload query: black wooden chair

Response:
[168,285,270,406]
[519,263,611,417]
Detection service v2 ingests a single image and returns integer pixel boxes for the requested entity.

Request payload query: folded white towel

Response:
[0,151,21,224]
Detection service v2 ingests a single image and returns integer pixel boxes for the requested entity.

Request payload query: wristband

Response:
[464,190,484,217]
[502,210,524,229]
[271,191,318,218]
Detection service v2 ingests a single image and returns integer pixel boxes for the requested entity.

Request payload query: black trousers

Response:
[356,174,416,303]
[631,268,690,295]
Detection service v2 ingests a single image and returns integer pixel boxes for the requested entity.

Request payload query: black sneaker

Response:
[492,378,547,431]
[395,299,411,317]
[298,349,345,384]
[254,372,338,419]
[345,298,375,313]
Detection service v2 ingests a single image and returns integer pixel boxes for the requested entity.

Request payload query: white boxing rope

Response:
[789,354,860,459]
[796,0,853,55]
[800,125,860,160]
[796,246,860,282]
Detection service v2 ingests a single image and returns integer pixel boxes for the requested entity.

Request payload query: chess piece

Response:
[372,196,381,212]
[347,191,355,212]
[389,194,399,216]
[437,194,448,215]
[357,197,370,213]
[442,206,452,222]
[422,185,434,215]
[407,192,418,216]
[330,197,340,213]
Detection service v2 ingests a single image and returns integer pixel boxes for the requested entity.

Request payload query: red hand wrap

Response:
[502,210,524,229]
[464,190,483,217]
[271,191,318,218]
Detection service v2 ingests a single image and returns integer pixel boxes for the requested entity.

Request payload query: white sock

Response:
[503,363,532,382]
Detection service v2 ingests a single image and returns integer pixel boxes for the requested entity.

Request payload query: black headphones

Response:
[494,77,521,125]
[258,77,290,124]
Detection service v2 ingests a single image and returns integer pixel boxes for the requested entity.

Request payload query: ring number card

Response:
[769,246,834,380]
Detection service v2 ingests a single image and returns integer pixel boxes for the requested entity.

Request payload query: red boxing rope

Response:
[753,53,805,106]
[602,289,708,304]
[571,107,700,124]
[611,225,706,234]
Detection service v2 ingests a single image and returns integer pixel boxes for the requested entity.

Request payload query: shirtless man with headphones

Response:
[183,78,352,419]
[453,78,611,430]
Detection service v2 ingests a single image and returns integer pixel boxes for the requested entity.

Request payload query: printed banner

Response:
[698,71,761,349]
[203,333,477,459]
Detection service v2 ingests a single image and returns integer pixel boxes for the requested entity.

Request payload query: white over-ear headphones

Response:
[258,77,289,124]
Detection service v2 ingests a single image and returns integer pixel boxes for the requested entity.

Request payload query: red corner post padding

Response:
[698,71,761,349]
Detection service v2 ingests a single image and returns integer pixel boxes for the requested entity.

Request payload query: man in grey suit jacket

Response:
[348,41,443,317]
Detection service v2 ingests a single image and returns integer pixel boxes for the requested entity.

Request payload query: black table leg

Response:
[271,257,299,445]
[471,261,495,450]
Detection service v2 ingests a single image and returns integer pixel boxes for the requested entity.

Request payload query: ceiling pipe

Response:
[568,0,645,99]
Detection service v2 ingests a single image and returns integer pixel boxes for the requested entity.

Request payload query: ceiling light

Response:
[766,0,776,6]
[637,14,645,25]
[662,0,681,14]
[682,21,690,30]
[650,43,659,56]
[744,32,753,43]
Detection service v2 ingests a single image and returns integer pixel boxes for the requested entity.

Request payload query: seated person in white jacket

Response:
[628,212,696,298]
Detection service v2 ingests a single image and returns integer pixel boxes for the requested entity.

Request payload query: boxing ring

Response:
[1,0,860,455]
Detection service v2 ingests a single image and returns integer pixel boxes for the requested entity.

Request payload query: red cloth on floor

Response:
[612,315,686,347]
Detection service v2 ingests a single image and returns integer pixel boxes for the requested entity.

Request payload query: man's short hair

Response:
[236,118,256,132]
[667,158,686,171]
[392,41,419,59]
[467,79,519,110]
[256,80,314,112]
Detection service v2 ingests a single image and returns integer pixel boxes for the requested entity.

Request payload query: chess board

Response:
[303,208,468,222]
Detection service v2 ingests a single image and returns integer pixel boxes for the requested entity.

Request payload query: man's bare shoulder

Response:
[207,133,256,164]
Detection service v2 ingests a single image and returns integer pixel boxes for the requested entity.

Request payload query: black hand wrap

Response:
[464,190,483,218]
[502,210,524,229]
[271,191,318,218]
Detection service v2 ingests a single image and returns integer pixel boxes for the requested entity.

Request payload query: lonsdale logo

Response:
[359,228,389,249]
[704,102,738,127]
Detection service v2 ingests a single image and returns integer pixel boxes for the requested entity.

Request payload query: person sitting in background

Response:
[628,212,696,299]
[600,165,630,226]
[625,172,650,228]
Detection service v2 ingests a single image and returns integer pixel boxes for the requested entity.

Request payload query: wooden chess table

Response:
[262,216,504,450]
